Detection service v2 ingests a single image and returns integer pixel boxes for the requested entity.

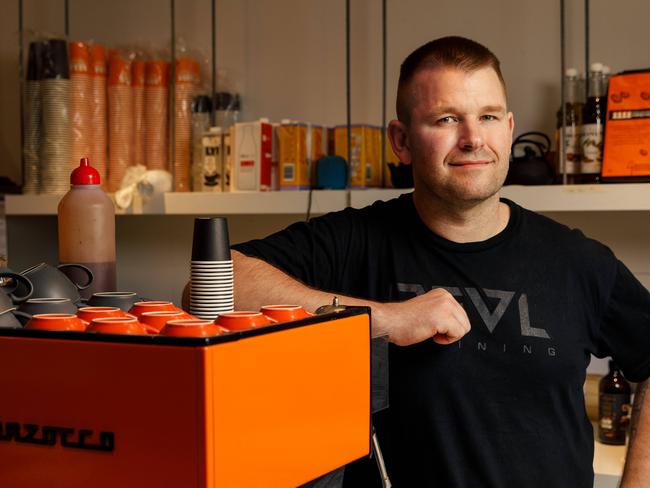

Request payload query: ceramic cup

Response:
[18,263,93,303]
[0,308,23,328]
[17,298,79,323]
[214,311,275,331]
[0,268,34,304]
[139,310,194,333]
[86,316,151,335]
[260,305,312,323]
[25,313,86,331]
[128,301,179,318]
[86,291,139,311]
[77,306,131,323]
[160,319,227,338]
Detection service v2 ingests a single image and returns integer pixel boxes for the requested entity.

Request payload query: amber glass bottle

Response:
[598,360,631,445]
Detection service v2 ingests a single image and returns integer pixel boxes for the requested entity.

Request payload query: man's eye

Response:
[438,116,457,124]
[482,114,498,121]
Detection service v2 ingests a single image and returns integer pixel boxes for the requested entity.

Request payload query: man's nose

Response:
[458,120,484,151]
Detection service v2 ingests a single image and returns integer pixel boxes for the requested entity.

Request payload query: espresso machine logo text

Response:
[0,421,115,452]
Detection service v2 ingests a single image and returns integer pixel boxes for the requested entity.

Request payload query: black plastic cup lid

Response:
[192,95,212,113]
[191,217,231,261]
[27,42,45,81]
[214,91,234,110]
[41,39,70,80]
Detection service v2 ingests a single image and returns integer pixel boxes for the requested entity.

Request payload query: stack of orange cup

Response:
[107,52,134,192]
[132,59,146,167]
[90,44,107,188]
[173,58,200,191]
[144,60,169,170]
[69,41,93,172]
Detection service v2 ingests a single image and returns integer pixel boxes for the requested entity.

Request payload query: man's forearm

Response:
[232,250,384,327]
[621,379,650,487]
[232,250,471,346]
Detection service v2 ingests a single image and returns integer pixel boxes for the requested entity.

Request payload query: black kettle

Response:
[505,131,554,185]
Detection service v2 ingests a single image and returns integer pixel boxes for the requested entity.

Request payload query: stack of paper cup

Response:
[132,59,145,167]
[144,60,168,170]
[189,217,234,320]
[107,54,134,192]
[23,41,43,194]
[69,41,93,170]
[40,39,71,195]
[90,44,107,187]
[173,58,200,191]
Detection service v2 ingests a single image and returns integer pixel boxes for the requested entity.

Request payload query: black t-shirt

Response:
[233,194,650,488]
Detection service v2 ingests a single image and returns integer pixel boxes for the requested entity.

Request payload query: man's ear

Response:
[387,119,412,165]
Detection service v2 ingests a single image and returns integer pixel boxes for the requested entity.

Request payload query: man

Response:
[232,37,649,487]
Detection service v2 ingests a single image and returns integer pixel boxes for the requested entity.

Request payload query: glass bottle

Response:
[598,360,632,445]
[556,68,582,184]
[579,63,606,183]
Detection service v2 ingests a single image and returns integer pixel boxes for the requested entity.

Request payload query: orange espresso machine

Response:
[0,308,372,487]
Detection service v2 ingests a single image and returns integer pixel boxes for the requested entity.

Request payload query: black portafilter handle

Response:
[191,217,231,262]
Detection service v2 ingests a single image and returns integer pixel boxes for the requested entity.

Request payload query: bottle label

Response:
[195,132,223,192]
[598,392,631,444]
[556,126,580,174]
[579,123,603,174]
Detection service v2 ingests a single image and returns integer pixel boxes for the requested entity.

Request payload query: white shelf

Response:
[164,190,348,215]
[4,184,650,216]
[501,184,650,212]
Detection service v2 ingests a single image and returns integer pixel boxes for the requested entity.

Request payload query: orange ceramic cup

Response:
[77,306,130,323]
[160,319,227,338]
[25,313,87,332]
[128,301,179,318]
[86,317,152,335]
[214,311,275,331]
[139,310,194,333]
[260,305,312,323]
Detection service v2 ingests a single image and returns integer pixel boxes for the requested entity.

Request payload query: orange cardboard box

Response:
[602,71,650,180]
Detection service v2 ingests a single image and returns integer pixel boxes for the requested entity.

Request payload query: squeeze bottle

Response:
[58,157,116,298]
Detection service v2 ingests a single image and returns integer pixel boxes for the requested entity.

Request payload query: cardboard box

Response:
[192,127,224,192]
[231,119,273,191]
[602,71,650,180]
[333,125,383,188]
[277,123,325,190]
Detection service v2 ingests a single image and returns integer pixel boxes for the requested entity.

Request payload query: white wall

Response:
[3,0,650,184]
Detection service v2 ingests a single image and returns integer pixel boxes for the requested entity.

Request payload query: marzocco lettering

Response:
[0,421,114,452]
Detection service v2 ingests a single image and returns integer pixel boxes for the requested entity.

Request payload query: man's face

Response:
[392,66,514,207]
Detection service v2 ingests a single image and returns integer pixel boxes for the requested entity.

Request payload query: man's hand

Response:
[376,288,471,346]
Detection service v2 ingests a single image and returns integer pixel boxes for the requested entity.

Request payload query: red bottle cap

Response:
[70,157,100,185]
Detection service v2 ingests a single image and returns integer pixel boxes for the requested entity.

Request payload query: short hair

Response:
[396,36,507,124]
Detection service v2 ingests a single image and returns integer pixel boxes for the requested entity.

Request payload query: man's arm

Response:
[621,379,650,487]
[233,250,470,346]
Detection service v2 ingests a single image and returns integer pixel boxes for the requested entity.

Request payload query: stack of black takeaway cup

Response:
[189,218,234,320]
